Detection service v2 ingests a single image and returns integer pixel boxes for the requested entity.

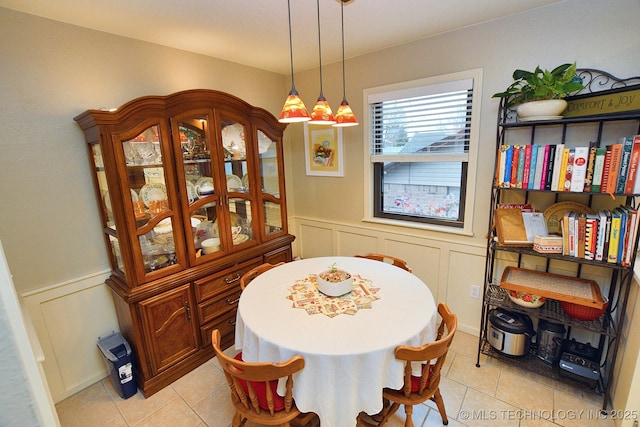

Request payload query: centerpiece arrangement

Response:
[317,262,353,296]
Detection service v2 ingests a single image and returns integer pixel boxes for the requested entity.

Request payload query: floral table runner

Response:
[287,274,381,317]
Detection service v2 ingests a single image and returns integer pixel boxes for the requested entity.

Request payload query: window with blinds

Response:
[365,71,481,229]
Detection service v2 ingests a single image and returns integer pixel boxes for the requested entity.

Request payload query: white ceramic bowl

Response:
[201,238,220,254]
[317,270,353,297]
[508,290,546,308]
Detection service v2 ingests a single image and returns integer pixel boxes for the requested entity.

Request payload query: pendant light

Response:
[309,0,336,125]
[333,0,359,127]
[279,0,311,123]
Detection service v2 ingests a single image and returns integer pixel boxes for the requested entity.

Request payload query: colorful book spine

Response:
[600,148,613,194]
[534,145,545,190]
[584,215,597,260]
[563,148,575,192]
[510,145,519,188]
[550,144,565,191]
[497,145,507,187]
[522,144,532,189]
[516,145,525,188]
[622,208,639,267]
[558,147,570,192]
[624,135,640,194]
[606,143,623,194]
[616,137,634,194]
[584,143,597,192]
[595,210,608,261]
[570,146,590,192]
[608,210,622,263]
[540,145,551,190]
[528,144,538,189]
[591,147,606,193]
[577,214,586,259]
[544,144,557,191]
[503,145,514,188]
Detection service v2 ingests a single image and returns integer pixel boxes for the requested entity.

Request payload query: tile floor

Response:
[55,331,616,427]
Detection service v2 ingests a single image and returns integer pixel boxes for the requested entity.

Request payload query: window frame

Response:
[362,69,483,236]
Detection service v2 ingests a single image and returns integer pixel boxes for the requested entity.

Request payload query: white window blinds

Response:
[369,78,473,163]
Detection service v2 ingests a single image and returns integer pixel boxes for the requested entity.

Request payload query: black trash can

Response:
[97,332,137,399]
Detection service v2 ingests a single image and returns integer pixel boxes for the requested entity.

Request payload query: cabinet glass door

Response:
[120,123,183,278]
[221,118,256,247]
[91,143,126,272]
[174,114,224,259]
[257,130,284,237]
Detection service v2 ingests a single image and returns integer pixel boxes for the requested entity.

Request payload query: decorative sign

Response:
[564,87,640,118]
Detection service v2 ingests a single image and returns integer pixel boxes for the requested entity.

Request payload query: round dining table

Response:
[234,256,437,427]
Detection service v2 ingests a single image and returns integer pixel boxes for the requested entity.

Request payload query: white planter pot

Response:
[516,99,568,121]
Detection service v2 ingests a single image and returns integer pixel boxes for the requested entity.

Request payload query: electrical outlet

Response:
[470,285,481,299]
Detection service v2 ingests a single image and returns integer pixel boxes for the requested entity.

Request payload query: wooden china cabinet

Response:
[74,89,294,397]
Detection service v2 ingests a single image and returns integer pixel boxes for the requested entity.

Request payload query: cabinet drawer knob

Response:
[228,318,236,326]
[225,296,240,305]
[224,273,241,284]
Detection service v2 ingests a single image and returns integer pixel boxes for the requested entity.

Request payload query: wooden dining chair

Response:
[355,253,412,272]
[240,262,285,290]
[211,329,319,427]
[362,303,457,427]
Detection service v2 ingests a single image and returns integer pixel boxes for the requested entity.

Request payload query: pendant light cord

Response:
[287,0,297,91]
[316,0,325,97]
[340,0,347,100]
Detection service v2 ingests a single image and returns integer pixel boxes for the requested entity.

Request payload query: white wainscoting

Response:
[292,216,487,336]
[21,270,119,403]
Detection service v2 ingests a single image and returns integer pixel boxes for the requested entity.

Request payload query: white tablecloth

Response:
[235,256,437,427]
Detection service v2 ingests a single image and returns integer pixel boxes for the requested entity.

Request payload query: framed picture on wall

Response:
[304,123,344,177]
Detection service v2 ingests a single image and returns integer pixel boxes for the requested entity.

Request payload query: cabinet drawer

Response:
[198,286,242,324]
[194,257,262,302]
[201,310,238,350]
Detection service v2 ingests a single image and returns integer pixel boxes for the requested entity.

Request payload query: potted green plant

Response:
[492,63,585,120]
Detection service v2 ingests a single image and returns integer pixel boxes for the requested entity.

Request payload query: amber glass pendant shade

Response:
[333,0,358,127]
[309,96,336,125]
[308,0,336,125]
[279,0,310,124]
[334,99,358,127]
[280,89,311,123]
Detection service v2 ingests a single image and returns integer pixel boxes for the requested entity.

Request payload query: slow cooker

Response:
[487,308,534,356]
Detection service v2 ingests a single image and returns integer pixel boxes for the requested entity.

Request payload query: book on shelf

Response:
[600,149,613,194]
[625,135,640,194]
[543,144,557,191]
[503,145,513,188]
[570,146,590,192]
[533,145,545,190]
[584,143,597,192]
[591,147,607,193]
[623,208,639,267]
[577,214,586,259]
[562,148,574,192]
[558,147,570,191]
[511,145,520,188]
[595,211,609,261]
[527,144,538,189]
[522,144,532,189]
[515,146,525,188]
[616,136,634,194]
[605,143,623,194]
[495,208,548,246]
[608,210,622,263]
[584,214,598,261]
[495,208,529,246]
[551,144,565,191]
[561,213,570,256]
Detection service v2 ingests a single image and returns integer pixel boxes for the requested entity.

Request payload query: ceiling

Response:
[0,0,563,75]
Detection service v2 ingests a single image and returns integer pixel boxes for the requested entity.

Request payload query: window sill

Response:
[361,216,474,237]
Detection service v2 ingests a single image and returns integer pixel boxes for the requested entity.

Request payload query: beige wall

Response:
[2,0,640,412]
